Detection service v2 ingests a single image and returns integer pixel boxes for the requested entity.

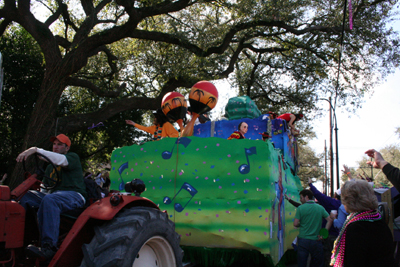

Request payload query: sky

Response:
[309,69,400,184]
[308,13,400,189]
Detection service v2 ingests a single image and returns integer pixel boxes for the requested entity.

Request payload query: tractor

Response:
[0,152,183,267]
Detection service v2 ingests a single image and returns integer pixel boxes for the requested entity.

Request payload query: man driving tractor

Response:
[16,134,87,260]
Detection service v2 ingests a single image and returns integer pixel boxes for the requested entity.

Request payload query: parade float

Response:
[109,81,302,266]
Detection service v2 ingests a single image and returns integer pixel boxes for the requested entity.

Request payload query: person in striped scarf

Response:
[126,109,179,141]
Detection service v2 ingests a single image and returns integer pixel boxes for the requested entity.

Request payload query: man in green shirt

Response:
[294,189,332,267]
[17,134,87,260]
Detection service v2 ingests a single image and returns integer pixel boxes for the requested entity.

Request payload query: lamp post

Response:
[319,97,340,196]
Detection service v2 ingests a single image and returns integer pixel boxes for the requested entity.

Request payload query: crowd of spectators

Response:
[286,149,397,267]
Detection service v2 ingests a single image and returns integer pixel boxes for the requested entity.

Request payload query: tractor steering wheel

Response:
[23,152,61,190]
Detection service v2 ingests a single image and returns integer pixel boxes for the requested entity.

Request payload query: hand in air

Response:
[365,149,388,169]
[125,120,135,126]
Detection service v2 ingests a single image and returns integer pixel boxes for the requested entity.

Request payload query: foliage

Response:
[296,131,325,188]
[0,25,44,178]
[1,0,399,186]
[0,25,147,181]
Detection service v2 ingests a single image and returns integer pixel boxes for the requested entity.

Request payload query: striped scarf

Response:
[153,126,163,141]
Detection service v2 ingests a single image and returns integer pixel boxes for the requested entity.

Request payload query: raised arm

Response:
[366,149,400,193]
[342,164,353,180]
[126,120,156,135]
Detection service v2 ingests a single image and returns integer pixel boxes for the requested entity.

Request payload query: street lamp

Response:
[318,97,340,197]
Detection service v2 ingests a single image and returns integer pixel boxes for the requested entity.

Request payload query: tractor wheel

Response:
[80,207,182,267]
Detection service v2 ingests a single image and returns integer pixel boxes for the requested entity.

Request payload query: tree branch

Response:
[67,77,125,97]
[55,35,72,48]
[59,76,195,133]
[44,6,62,27]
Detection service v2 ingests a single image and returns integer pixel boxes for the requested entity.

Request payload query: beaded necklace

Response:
[330,209,381,267]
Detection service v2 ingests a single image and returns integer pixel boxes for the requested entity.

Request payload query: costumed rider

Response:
[17,134,87,260]
[277,113,303,136]
[228,121,248,140]
[126,108,179,140]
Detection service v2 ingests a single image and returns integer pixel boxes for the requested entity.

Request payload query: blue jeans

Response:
[297,237,324,267]
[20,190,85,247]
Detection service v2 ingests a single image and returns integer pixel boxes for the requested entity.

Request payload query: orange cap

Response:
[50,134,71,147]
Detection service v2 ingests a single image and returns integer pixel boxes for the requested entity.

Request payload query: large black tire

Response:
[80,207,183,267]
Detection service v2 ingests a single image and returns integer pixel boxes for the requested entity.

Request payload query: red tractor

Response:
[0,153,183,267]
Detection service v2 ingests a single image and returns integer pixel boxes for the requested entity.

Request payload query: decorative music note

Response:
[238,146,257,174]
[163,182,198,212]
[162,137,192,160]
[118,162,129,190]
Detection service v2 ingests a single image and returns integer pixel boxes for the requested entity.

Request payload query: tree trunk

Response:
[9,68,66,189]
